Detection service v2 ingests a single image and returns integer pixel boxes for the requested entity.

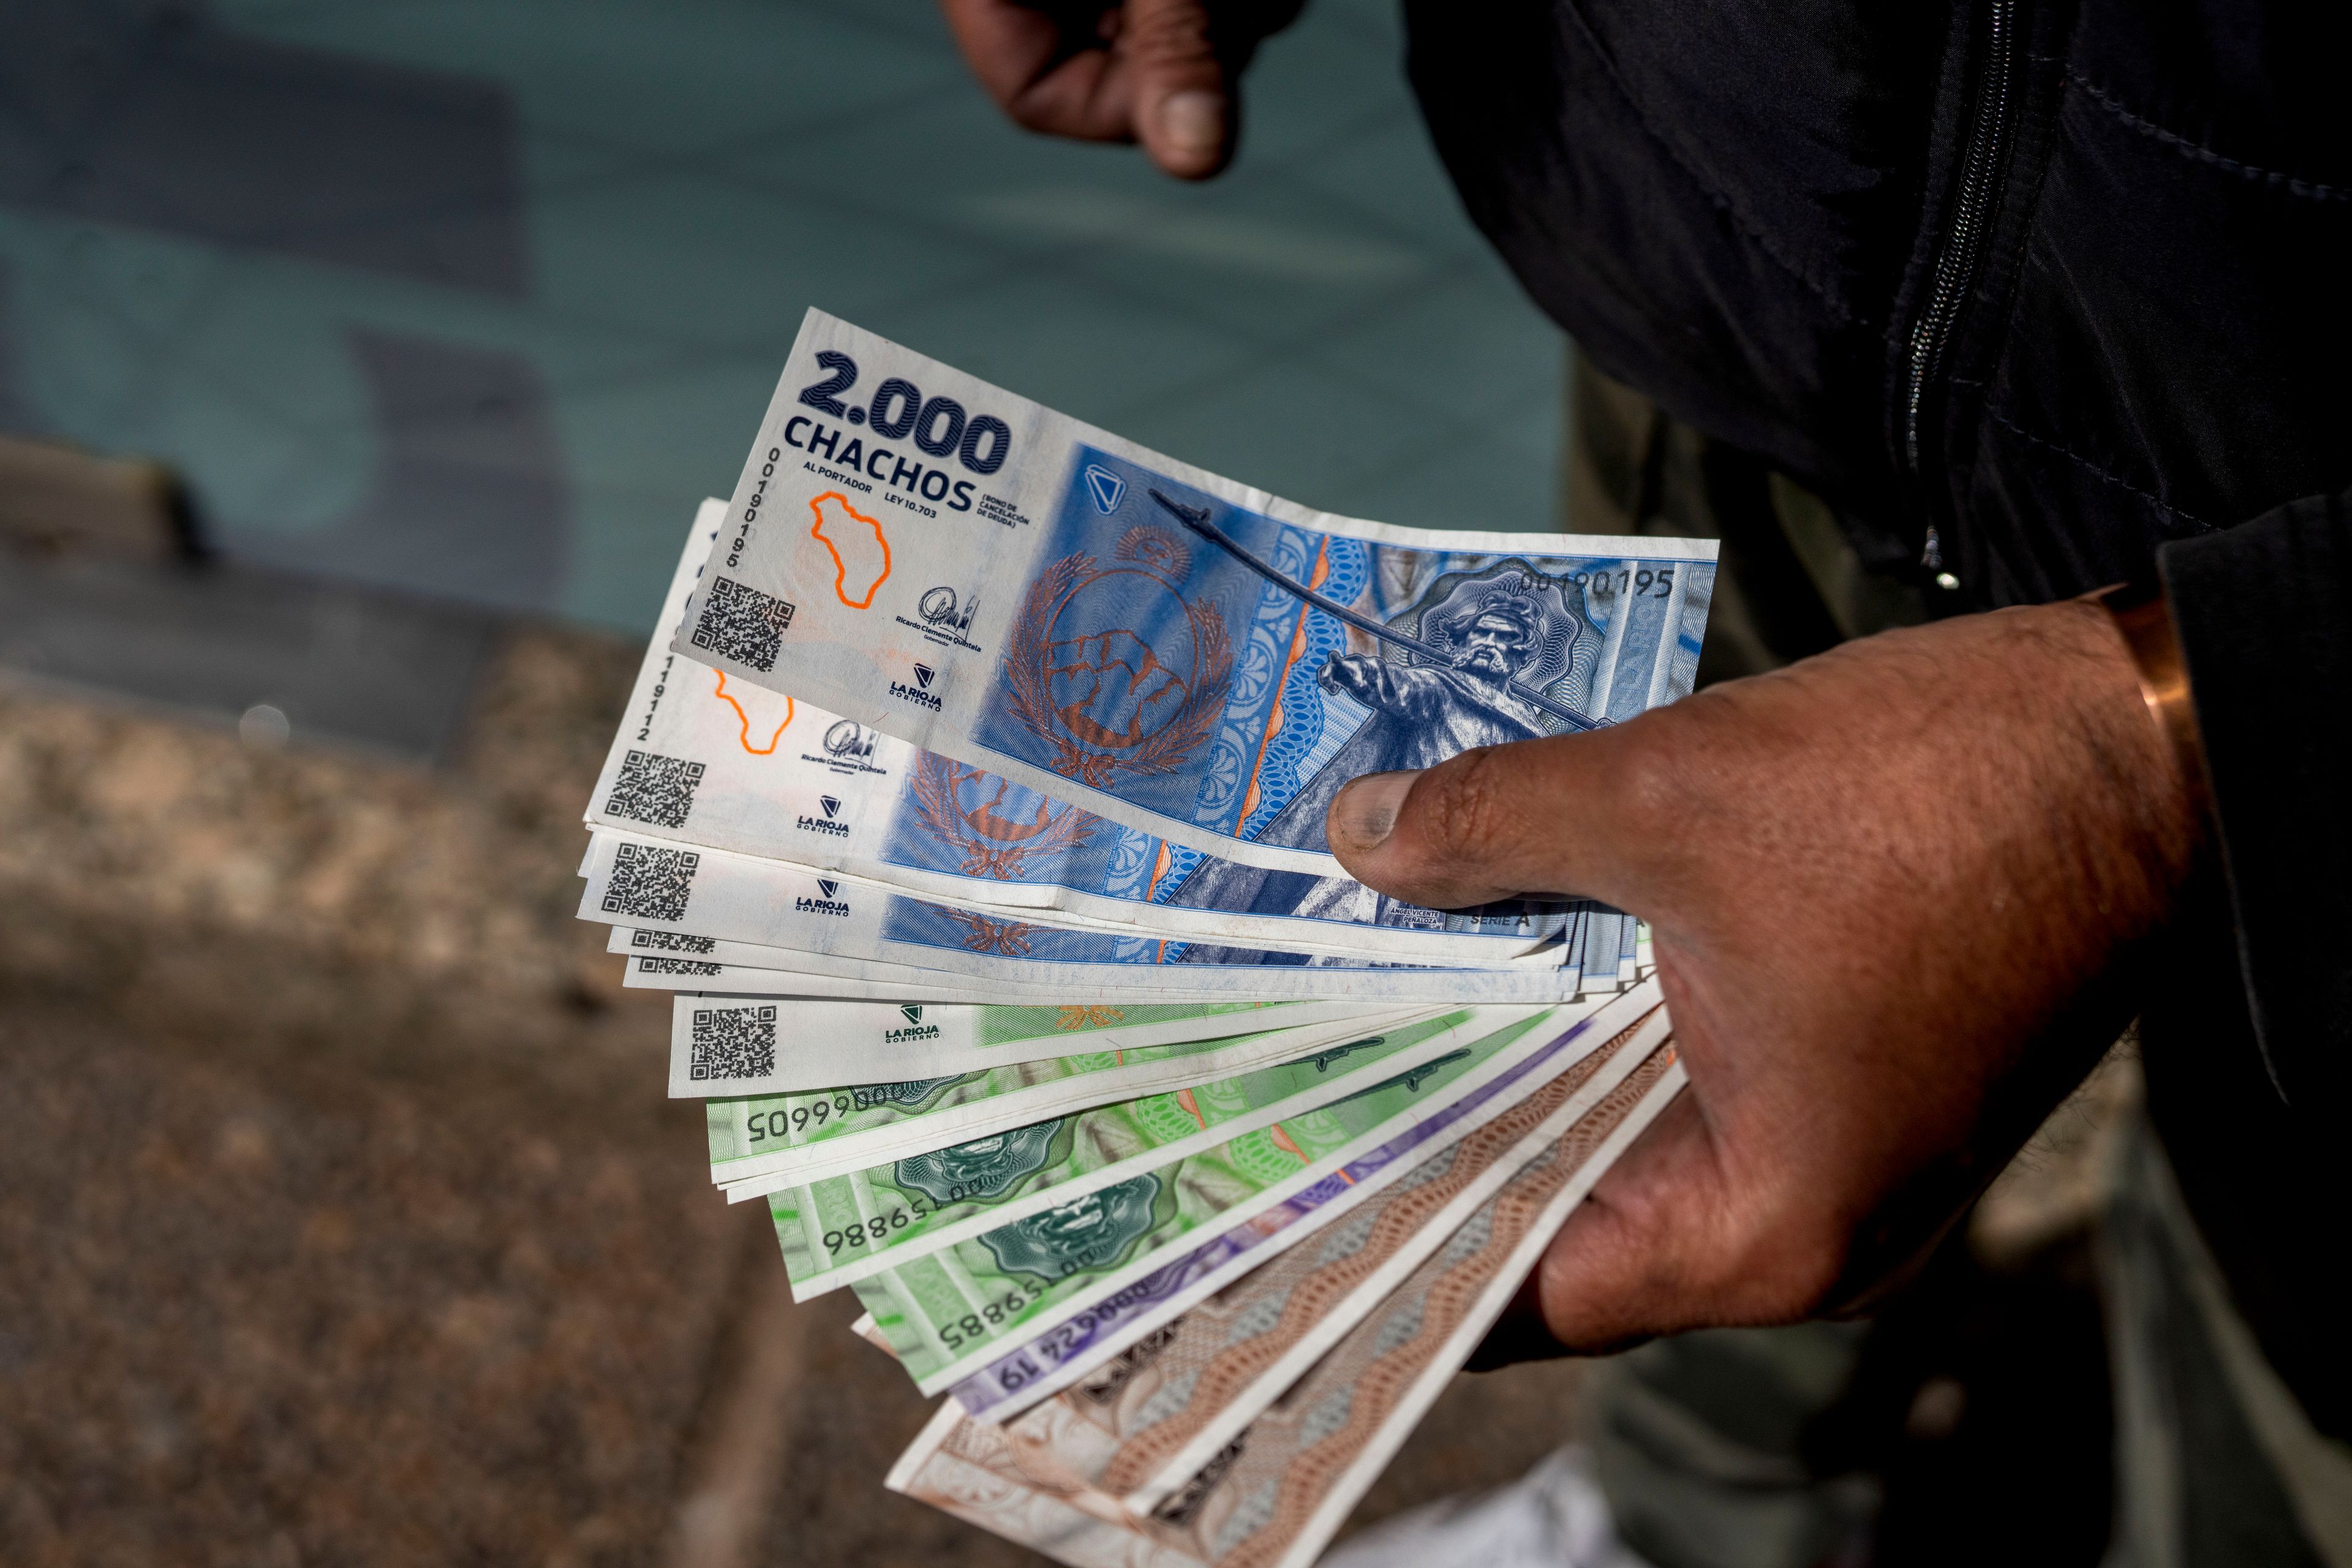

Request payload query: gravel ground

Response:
[0,631,1591,1568]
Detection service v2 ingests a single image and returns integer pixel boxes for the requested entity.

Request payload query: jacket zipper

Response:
[1904,0,2018,582]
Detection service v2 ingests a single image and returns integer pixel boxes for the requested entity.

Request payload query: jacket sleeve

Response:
[2158,488,2352,1112]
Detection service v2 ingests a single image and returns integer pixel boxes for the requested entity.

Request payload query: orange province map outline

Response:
[810,492,891,608]
[710,670,793,755]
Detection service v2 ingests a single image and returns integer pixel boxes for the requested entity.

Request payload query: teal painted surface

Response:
[0,0,1562,631]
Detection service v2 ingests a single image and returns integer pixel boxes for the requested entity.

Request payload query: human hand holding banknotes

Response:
[1330,597,2207,1362]
[579,311,1722,1564]
[578,309,2200,1565]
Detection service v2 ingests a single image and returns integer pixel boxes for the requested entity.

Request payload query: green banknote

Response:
[770,1009,1499,1298]
[669,995,1385,1096]
[849,1006,1566,1395]
[704,1006,1464,1192]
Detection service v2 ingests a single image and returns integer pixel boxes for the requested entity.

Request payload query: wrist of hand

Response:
[2090,579,2212,832]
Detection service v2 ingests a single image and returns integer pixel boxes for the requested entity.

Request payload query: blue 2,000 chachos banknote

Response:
[674,310,1720,880]
[588,503,1574,965]
[576,828,1592,1006]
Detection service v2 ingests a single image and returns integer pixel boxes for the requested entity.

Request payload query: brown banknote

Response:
[886,1037,1686,1567]
[1015,1008,1668,1511]
[887,1400,1196,1568]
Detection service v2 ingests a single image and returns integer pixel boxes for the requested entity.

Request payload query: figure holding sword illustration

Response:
[1148,490,1610,735]
[1145,488,1598,937]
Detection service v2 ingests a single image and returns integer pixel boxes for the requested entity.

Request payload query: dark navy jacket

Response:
[1406,0,2348,1439]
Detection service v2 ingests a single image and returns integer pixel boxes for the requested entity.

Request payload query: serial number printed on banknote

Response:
[676,311,1719,878]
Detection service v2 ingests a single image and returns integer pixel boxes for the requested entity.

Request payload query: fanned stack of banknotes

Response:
[578,312,1719,1567]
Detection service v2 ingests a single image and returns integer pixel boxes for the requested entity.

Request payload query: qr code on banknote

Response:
[691,1005,777,1082]
[690,577,795,673]
[629,929,716,954]
[601,842,699,923]
[638,957,723,977]
[605,749,705,828]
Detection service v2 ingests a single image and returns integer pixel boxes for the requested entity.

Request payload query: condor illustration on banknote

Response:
[673,311,1719,877]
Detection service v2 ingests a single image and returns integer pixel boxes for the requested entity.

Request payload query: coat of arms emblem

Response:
[893,1120,1066,1205]
[1001,526,1231,788]
[907,753,1095,878]
[976,1174,1163,1281]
